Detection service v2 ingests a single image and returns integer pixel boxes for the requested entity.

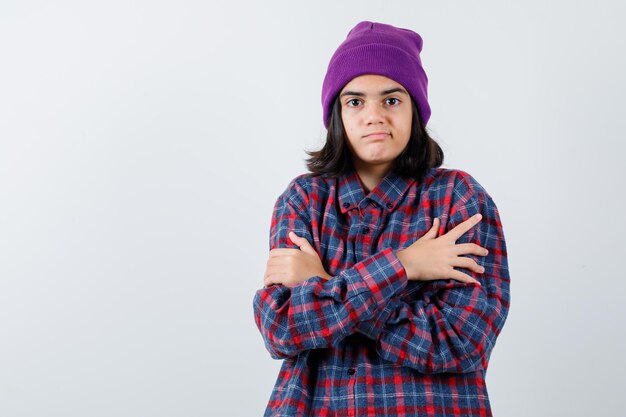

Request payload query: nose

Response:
[364,102,385,125]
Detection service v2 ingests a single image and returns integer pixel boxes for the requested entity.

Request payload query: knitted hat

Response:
[321,21,431,129]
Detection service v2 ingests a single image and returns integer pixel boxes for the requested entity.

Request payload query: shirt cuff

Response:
[352,247,408,311]
[354,298,399,340]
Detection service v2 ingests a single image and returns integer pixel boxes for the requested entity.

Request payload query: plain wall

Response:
[1,1,624,416]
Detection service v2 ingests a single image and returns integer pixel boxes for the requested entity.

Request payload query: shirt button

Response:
[386,202,393,209]
[347,368,356,375]
[362,227,370,234]
[343,202,350,208]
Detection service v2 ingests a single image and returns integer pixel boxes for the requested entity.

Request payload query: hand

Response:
[263,232,332,288]
[396,213,488,286]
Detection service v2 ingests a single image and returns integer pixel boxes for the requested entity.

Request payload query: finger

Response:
[288,231,300,246]
[450,256,485,275]
[264,264,290,280]
[264,261,273,279]
[449,269,481,286]
[263,265,279,281]
[264,271,284,287]
[266,257,290,270]
[425,217,440,238]
[452,243,489,257]
[269,248,301,257]
[441,213,482,243]
[290,232,317,255]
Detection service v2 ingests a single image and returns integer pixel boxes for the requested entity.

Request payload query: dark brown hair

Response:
[304,95,444,181]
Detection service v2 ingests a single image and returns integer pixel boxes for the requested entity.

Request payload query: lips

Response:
[364,132,390,139]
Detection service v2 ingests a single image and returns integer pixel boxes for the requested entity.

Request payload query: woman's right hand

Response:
[395,213,488,286]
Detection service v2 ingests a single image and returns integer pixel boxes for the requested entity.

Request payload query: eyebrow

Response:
[339,87,408,98]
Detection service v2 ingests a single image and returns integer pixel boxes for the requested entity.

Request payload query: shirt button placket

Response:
[363,204,381,256]
[347,367,357,417]
[361,208,372,249]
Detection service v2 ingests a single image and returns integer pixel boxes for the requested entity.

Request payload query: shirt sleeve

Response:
[352,186,511,374]
[252,181,409,360]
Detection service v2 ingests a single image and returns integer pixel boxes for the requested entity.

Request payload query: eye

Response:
[346,98,362,107]
[386,97,400,105]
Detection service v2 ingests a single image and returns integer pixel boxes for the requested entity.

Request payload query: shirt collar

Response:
[337,166,416,214]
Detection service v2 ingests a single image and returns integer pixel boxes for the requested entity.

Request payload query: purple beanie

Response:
[321,21,431,129]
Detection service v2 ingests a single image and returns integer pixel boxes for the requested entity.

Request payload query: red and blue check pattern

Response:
[253,166,510,417]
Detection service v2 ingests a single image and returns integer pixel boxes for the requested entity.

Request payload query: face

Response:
[339,74,412,172]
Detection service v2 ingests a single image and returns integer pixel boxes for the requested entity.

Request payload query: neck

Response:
[353,160,394,195]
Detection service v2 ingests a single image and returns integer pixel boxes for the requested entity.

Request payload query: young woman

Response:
[253,21,510,417]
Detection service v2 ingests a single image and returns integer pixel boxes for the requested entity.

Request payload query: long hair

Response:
[304,94,444,181]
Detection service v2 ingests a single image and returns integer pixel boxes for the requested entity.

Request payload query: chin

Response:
[361,157,394,166]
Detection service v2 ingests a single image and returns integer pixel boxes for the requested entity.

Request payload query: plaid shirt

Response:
[253,166,510,417]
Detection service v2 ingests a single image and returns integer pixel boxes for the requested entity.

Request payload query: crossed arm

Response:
[252,182,510,374]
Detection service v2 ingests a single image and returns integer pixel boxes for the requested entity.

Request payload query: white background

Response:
[1,1,624,416]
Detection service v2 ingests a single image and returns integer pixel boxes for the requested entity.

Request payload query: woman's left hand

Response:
[263,232,332,288]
